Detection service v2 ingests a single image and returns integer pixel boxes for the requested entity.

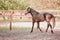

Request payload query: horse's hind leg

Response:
[46,22,53,33]
[49,23,54,33]
[46,15,53,33]
[30,21,35,33]
[37,22,42,32]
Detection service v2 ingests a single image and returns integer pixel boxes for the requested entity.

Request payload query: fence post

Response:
[10,11,14,30]
[10,14,12,30]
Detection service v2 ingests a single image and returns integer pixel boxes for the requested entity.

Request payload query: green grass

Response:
[0,27,31,31]
[0,27,10,31]
[13,27,31,30]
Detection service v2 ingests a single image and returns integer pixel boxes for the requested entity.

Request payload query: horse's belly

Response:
[40,20,45,22]
[35,18,44,22]
[33,15,45,22]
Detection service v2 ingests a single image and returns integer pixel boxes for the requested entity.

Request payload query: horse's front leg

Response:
[37,22,42,32]
[30,21,35,33]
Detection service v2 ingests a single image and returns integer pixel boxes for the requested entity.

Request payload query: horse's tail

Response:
[52,16,55,29]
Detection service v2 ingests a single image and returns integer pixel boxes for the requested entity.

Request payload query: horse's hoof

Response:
[51,30,54,34]
[46,31,47,32]
[40,29,43,32]
[30,31,33,33]
[30,32,32,33]
[46,30,47,32]
[40,30,43,32]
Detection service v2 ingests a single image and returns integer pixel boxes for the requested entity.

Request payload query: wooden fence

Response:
[0,10,60,30]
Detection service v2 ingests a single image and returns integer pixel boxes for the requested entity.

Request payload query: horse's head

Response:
[25,7,31,15]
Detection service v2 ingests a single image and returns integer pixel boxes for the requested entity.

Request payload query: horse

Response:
[25,7,55,33]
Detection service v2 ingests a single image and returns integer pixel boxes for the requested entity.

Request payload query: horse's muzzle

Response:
[25,13,28,15]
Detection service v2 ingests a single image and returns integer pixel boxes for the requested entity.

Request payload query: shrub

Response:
[0,0,28,10]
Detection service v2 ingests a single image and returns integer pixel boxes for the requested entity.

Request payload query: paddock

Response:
[0,10,60,40]
[0,26,60,40]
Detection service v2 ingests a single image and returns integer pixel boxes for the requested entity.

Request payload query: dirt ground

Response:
[0,29,60,40]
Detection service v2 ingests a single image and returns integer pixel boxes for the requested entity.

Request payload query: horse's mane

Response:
[30,8,39,14]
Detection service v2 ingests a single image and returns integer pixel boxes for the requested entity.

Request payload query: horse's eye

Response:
[28,9,30,12]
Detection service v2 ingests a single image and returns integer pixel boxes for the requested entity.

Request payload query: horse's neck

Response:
[30,9,39,16]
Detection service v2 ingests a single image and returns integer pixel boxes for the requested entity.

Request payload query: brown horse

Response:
[25,7,55,33]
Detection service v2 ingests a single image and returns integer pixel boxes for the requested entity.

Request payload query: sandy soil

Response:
[0,29,60,40]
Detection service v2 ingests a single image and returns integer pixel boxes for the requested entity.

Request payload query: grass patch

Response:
[13,27,31,30]
[0,27,10,31]
[0,27,31,31]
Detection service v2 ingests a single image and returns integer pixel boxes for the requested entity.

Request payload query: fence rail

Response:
[0,10,60,30]
[2,15,60,18]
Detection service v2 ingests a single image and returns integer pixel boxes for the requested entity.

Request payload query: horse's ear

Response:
[28,7,30,8]
[27,7,32,9]
[27,7,31,11]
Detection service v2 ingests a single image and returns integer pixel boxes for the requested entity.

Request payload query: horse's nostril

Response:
[25,13,26,15]
[25,13,27,15]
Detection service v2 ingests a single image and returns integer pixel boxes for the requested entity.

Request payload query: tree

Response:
[0,0,28,10]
